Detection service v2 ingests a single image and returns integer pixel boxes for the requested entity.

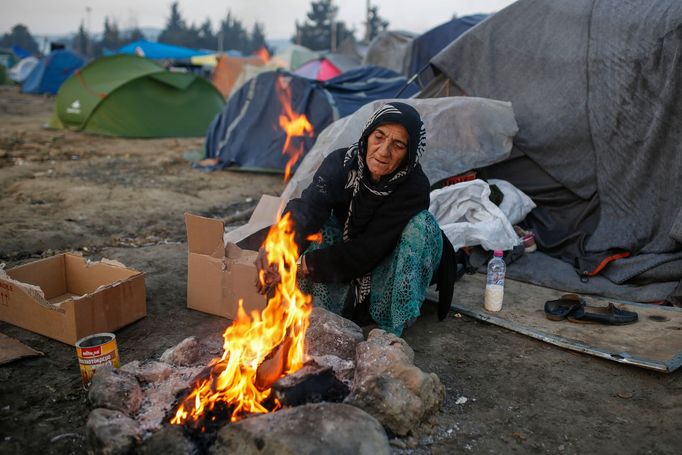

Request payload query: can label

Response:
[75,333,119,386]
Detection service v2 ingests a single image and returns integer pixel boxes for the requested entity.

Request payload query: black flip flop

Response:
[567,302,638,325]
[544,294,586,321]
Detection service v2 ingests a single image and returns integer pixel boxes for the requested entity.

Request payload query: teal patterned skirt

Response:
[299,210,442,336]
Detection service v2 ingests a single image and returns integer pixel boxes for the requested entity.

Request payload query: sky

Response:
[1,0,517,39]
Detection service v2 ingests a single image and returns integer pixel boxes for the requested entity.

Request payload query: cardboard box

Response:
[185,195,281,319]
[0,253,146,345]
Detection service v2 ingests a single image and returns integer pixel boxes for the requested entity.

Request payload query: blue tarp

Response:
[21,49,84,94]
[203,66,417,173]
[409,14,488,85]
[112,40,212,60]
[12,45,31,59]
[324,66,417,118]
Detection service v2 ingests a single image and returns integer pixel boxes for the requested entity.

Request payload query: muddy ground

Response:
[0,86,680,454]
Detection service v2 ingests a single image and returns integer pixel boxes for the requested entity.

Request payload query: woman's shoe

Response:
[544,294,586,321]
[567,302,638,325]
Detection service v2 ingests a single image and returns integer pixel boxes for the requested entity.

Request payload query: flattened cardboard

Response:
[0,332,43,365]
[185,208,270,320]
[430,274,682,372]
[0,253,146,345]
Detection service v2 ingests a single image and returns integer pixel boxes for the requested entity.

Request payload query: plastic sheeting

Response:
[363,31,415,75]
[429,0,682,290]
[9,56,38,83]
[408,14,487,85]
[112,40,211,60]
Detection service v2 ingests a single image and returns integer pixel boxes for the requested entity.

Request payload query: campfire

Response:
[276,75,314,181]
[86,309,445,454]
[170,84,317,429]
[170,72,319,429]
[170,212,312,429]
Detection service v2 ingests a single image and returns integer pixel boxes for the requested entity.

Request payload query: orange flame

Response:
[306,232,323,243]
[170,212,312,427]
[276,76,314,181]
[254,46,270,63]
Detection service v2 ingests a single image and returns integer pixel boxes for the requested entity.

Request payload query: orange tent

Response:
[211,55,266,99]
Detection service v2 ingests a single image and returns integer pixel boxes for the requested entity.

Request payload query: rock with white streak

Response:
[121,360,173,383]
[308,354,356,385]
[160,336,201,366]
[345,329,446,436]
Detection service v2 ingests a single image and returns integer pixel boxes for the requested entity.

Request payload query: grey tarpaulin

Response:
[280,97,519,203]
[425,0,682,294]
[362,31,415,76]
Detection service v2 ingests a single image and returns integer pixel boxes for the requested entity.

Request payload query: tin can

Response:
[75,332,120,386]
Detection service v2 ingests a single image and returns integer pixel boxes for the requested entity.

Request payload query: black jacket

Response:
[284,148,430,283]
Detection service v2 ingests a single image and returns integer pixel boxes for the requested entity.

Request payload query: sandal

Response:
[567,302,638,325]
[544,294,586,321]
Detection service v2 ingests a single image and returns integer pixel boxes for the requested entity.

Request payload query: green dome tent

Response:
[50,54,224,137]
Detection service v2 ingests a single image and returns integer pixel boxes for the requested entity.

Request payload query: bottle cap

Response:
[493,250,504,257]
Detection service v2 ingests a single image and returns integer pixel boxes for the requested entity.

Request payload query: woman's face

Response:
[365,123,409,182]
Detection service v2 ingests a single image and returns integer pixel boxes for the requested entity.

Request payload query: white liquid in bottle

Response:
[484,284,504,312]
[484,251,506,312]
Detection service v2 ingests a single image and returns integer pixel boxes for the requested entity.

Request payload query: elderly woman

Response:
[257,102,454,335]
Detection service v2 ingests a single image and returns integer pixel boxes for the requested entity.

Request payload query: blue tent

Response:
[408,14,488,86]
[21,49,85,94]
[203,66,417,173]
[324,66,417,118]
[112,40,212,60]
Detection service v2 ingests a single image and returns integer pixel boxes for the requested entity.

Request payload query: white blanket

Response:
[429,180,520,251]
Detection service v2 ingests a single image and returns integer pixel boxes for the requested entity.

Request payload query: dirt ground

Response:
[0,86,680,454]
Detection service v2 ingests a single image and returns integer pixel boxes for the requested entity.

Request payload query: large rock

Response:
[305,307,364,361]
[88,366,143,416]
[210,402,390,455]
[86,408,140,455]
[137,425,196,455]
[346,329,445,436]
[160,336,202,366]
[121,360,173,383]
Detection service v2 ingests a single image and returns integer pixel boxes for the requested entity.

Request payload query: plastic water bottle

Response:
[484,250,506,312]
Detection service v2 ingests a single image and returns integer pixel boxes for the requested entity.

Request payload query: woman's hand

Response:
[255,247,281,296]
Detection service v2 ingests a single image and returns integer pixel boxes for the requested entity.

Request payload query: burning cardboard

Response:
[174,213,313,427]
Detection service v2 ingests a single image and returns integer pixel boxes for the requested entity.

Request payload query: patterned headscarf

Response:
[342,102,426,308]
